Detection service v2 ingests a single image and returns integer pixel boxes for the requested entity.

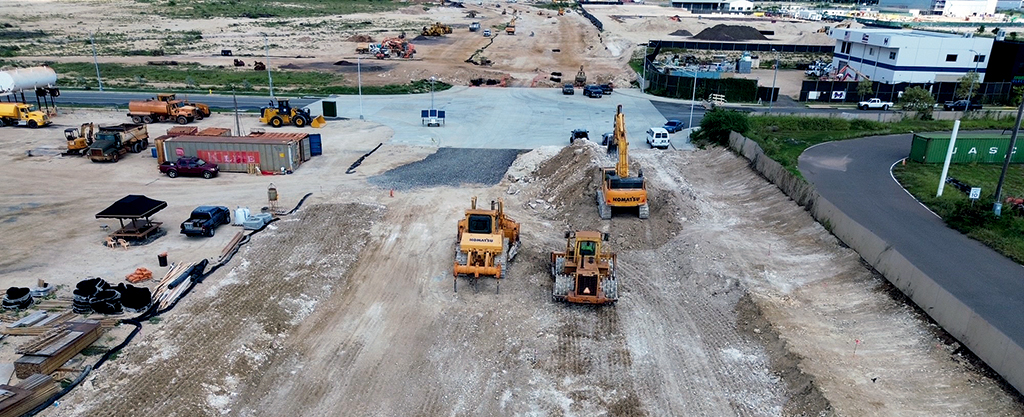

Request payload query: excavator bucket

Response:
[311,115,326,128]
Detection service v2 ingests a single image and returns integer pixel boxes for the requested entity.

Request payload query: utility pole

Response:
[264,34,275,100]
[357,57,364,120]
[233,89,242,136]
[641,43,648,94]
[993,88,1024,216]
[769,49,778,113]
[90,32,104,92]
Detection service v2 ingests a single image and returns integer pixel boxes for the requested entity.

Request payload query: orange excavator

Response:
[597,105,649,219]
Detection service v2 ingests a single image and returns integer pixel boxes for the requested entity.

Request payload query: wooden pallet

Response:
[0,374,58,417]
[13,321,102,379]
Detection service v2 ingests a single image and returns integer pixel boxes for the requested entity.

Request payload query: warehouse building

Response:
[877,0,997,15]
[669,0,754,12]
[156,131,321,174]
[829,28,994,83]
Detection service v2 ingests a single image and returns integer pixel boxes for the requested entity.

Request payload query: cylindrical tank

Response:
[128,100,172,114]
[0,66,57,94]
[268,184,278,202]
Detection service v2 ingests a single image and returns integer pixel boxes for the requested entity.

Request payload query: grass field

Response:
[132,0,405,19]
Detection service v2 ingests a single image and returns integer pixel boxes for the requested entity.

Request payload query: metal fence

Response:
[649,39,834,53]
[799,80,1019,105]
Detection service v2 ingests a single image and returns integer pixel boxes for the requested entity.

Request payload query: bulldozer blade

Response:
[311,115,327,128]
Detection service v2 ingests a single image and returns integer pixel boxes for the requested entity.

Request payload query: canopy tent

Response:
[96,195,167,239]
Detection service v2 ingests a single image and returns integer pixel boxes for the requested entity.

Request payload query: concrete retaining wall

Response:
[728,131,1024,396]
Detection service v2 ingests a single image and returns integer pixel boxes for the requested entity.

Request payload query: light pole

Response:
[768,49,778,113]
[430,76,436,110]
[688,71,696,132]
[357,57,363,120]
[968,49,979,104]
[90,32,103,91]
[264,34,275,100]
[641,43,648,93]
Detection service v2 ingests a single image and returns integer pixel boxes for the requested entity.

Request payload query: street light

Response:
[90,32,103,91]
[641,43,648,94]
[677,68,698,140]
[264,34,275,100]
[968,49,979,104]
[768,49,778,113]
[357,57,363,120]
[430,76,436,110]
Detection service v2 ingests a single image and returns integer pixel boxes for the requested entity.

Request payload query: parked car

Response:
[583,85,603,98]
[943,100,983,111]
[662,119,685,133]
[483,29,492,37]
[159,157,219,179]
[598,84,613,94]
[180,206,231,237]
[570,128,589,144]
[562,84,575,95]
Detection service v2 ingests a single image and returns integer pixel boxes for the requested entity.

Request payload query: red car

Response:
[159,157,219,179]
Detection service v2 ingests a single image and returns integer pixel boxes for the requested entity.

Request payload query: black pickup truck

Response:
[943,100,983,111]
[180,206,231,237]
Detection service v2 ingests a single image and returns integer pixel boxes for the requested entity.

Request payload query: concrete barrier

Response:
[728,131,1024,396]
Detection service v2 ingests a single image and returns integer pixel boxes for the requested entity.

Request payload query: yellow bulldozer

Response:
[259,98,326,128]
[597,105,649,219]
[62,122,95,156]
[422,22,454,36]
[551,231,618,305]
[453,196,521,293]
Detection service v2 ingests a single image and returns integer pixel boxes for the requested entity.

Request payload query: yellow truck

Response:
[0,102,51,128]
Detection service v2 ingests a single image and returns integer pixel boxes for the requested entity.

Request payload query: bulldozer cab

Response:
[578,240,597,257]
[467,214,493,234]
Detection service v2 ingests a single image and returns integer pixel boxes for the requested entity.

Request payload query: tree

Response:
[954,71,980,100]
[691,108,750,146]
[977,25,986,34]
[1012,32,1019,41]
[992,27,1001,35]
[1012,85,1024,107]
[856,78,874,99]
[900,86,936,120]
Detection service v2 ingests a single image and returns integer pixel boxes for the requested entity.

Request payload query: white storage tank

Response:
[233,207,251,226]
[0,66,58,95]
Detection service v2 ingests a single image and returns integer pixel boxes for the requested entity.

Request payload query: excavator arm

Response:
[614,105,629,178]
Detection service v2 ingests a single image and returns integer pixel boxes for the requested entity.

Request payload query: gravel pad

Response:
[369,148,523,191]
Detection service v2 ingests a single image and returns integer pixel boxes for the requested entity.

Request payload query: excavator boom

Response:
[614,105,629,178]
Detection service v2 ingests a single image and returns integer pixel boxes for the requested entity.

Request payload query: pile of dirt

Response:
[347,34,374,42]
[669,29,693,37]
[279,63,301,69]
[692,24,768,42]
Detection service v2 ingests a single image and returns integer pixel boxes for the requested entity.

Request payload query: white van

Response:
[646,127,670,149]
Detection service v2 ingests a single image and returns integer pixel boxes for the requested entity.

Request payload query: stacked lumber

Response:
[1,310,76,336]
[125,267,154,283]
[220,231,244,261]
[0,373,58,417]
[153,262,197,310]
[13,321,102,378]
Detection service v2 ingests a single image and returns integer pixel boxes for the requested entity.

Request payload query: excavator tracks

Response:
[596,190,612,220]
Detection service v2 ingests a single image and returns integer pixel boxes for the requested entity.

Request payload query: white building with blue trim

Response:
[829,28,994,84]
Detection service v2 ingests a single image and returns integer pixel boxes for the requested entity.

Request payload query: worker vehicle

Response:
[598,105,649,219]
[181,206,231,237]
[127,99,196,125]
[469,22,481,32]
[63,123,95,156]
[662,120,685,133]
[483,29,492,37]
[259,98,326,128]
[157,93,211,119]
[583,85,603,98]
[87,123,150,163]
[574,66,587,87]
[857,98,893,110]
[646,127,671,149]
[599,84,614,95]
[943,100,983,111]
[506,17,516,35]
[373,37,416,59]
[159,157,219,179]
[570,128,589,144]
[0,102,51,128]
[422,22,453,36]
[551,231,618,305]
[562,84,575,95]
[453,196,521,293]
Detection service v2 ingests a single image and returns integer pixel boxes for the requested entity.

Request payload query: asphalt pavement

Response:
[799,135,1024,353]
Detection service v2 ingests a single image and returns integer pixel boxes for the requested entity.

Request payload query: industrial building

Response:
[829,28,994,83]
[877,0,997,15]
[669,0,754,12]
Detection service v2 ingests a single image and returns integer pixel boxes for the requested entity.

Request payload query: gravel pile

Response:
[669,29,693,37]
[368,148,523,191]
[692,24,768,41]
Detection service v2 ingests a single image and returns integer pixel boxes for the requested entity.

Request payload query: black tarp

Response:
[95,195,167,219]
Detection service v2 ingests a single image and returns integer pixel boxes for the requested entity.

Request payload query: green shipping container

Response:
[909,133,1024,164]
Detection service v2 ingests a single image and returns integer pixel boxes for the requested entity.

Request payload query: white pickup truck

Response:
[857,98,893,110]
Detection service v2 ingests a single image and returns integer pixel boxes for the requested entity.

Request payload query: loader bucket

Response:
[311,115,327,128]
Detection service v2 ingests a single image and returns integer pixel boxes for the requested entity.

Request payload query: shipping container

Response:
[249,131,311,162]
[909,133,1024,164]
[197,127,232,136]
[309,134,322,156]
[166,126,198,136]
[162,135,304,173]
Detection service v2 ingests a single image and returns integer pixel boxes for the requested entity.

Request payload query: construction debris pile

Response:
[691,24,769,41]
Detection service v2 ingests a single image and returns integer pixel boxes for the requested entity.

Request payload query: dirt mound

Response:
[692,24,768,42]
[347,34,374,42]
[334,60,356,66]
[279,63,301,69]
[669,29,693,37]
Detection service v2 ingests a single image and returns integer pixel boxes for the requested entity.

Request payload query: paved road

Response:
[799,135,1024,354]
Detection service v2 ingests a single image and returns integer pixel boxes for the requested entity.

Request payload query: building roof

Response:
[832,28,966,39]
[96,195,167,219]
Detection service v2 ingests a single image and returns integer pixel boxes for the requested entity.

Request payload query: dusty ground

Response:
[0,108,1020,416]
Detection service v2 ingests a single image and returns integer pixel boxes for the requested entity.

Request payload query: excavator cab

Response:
[63,123,95,155]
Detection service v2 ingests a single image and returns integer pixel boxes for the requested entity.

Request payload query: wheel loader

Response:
[259,98,326,128]
[453,196,521,293]
[597,105,648,219]
[62,122,95,156]
[551,231,617,305]
[421,22,453,36]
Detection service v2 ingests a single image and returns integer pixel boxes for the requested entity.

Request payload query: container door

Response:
[309,134,322,156]
[322,101,337,118]
[301,137,311,161]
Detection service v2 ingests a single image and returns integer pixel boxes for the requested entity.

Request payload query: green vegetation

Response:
[693,108,751,146]
[900,86,936,120]
[134,0,405,19]
[893,162,1024,263]
[744,115,1015,176]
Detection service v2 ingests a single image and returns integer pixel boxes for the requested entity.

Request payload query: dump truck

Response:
[87,123,149,163]
[128,99,196,124]
[598,105,648,219]
[259,98,326,128]
[453,196,521,293]
[157,94,211,119]
[0,102,51,128]
[63,123,95,156]
[551,231,618,305]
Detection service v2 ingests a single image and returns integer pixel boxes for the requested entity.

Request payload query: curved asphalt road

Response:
[799,135,1024,357]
